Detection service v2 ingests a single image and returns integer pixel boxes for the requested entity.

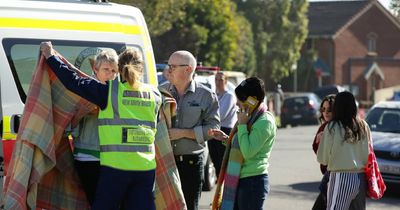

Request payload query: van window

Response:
[3,39,146,103]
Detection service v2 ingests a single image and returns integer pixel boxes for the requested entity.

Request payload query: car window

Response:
[3,39,128,103]
[283,97,307,108]
[366,107,400,133]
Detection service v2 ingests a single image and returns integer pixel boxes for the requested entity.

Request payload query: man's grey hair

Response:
[94,49,118,70]
[171,50,197,76]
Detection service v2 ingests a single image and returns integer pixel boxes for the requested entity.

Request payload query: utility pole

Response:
[292,63,298,92]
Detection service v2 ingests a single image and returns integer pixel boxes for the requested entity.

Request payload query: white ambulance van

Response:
[0,0,157,189]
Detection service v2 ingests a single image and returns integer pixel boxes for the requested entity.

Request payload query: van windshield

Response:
[3,39,144,103]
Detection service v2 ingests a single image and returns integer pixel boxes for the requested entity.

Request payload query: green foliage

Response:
[235,0,308,86]
[232,15,256,75]
[150,0,254,73]
[113,0,307,83]
[391,0,400,18]
[297,48,317,91]
[113,0,188,36]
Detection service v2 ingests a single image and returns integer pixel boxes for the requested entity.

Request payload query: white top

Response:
[217,90,237,129]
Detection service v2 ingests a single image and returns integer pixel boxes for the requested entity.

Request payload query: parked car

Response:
[280,93,321,127]
[365,101,400,185]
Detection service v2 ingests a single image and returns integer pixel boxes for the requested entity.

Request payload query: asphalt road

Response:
[199,125,400,210]
[0,125,398,209]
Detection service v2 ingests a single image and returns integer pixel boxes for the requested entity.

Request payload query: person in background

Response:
[209,77,276,210]
[158,65,170,86]
[160,50,220,210]
[72,49,118,205]
[40,42,161,210]
[273,84,284,120]
[208,71,237,176]
[311,94,335,210]
[317,91,369,210]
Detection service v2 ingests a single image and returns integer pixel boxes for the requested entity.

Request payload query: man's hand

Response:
[208,129,228,142]
[168,128,196,141]
[40,41,55,59]
[168,128,182,141]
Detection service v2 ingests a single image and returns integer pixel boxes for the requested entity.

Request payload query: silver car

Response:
[365,101,400,184]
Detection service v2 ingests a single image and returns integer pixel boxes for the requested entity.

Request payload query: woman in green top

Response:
[209,77,276,210]
[317,91,369,210]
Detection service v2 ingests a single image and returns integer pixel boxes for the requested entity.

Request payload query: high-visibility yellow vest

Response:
[98,79,161,171]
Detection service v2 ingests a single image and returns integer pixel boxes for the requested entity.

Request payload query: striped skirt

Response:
[327,172,366,210]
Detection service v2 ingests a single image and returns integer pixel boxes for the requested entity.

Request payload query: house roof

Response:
[364,62,385,80]
[308,0,369,37]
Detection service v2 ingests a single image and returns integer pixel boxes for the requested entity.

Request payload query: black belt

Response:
[174,154,201,163]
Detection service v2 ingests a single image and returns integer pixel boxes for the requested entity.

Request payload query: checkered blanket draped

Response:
[2,55,94,210]
[2,54,187,210]
[214,103,268,210]
[154,87,187,210]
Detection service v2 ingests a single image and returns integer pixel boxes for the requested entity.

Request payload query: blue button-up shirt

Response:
[161,81,220,155]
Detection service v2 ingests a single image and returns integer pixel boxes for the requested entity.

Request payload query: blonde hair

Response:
[118,48,143,86]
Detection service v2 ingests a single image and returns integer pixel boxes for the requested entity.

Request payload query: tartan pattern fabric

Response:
[2,55,94,210]
[154,87,187,210]
[218,103,268,210]
[2,54,186,210]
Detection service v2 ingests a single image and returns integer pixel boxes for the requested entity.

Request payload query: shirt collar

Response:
[169,80,196,95]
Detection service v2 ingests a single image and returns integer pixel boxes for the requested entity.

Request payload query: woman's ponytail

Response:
[118,48,143,87]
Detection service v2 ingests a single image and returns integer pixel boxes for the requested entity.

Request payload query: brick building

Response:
[303,0,400,105]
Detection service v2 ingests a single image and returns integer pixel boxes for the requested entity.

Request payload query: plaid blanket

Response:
[2,54,186,210]
[214,103,268,210]
[154,87,186,210]
[2,55,94,210]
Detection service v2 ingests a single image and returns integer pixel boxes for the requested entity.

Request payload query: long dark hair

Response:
[319,94,335,123]
[329,91,366,143]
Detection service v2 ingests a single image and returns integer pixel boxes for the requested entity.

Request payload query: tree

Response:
[232,15,256,75]
[391,0,400,18]
[114,0,188,36]
[114,0,255,74]
[234,0,308,89]
[151,0,255,72]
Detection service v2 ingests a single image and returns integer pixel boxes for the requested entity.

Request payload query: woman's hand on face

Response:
[208,129,228,142]
[237,106,250,124]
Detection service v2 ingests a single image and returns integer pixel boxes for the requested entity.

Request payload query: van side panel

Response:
[0,0,157,186]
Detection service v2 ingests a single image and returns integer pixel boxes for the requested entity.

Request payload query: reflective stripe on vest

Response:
[98,118,155,128]
[98,79,160,171]
[100,144,154,153]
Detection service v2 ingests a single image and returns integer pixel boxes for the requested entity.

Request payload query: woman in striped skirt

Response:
[317,92,370,210]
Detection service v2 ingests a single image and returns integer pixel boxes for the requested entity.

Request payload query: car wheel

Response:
[202,154,217,191]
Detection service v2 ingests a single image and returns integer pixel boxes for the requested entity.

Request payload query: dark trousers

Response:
[312,171,330,210]
[175,153,204,210]
[91,166,155,210]
[234,174,269,210]
[74,160,100,205]
[208,127,232,176]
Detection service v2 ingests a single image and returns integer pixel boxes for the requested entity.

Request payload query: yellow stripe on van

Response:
[0,17,142,35]
[2,116,16,140]
[146,50,157,85]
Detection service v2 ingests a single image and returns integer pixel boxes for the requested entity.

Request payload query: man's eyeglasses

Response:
[168,64,189,70]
